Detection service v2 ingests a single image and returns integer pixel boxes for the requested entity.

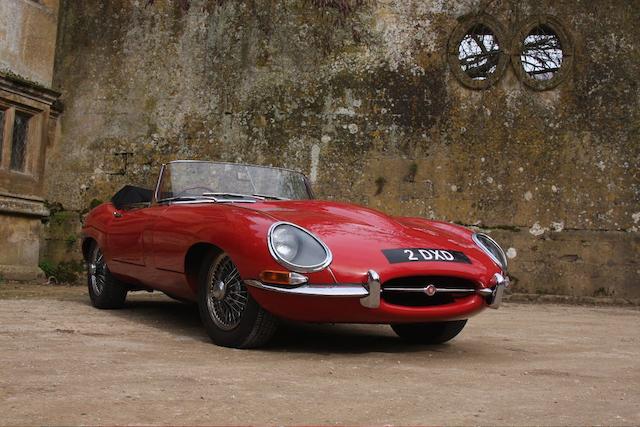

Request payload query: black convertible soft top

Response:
[111,185,153,209]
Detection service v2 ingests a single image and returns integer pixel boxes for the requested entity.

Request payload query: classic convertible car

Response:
[82,160,510,348]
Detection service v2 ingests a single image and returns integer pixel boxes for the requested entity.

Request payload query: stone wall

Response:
[0,0,60,281]
[0,214,43,281]
[46,0,639,298]
[0,0,59,87]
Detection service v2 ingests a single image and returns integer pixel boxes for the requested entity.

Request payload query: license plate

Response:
[382,248,471,264]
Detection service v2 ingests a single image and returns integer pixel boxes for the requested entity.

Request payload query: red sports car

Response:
[82,160,510,348]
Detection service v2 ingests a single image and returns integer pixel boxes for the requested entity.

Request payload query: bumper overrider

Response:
[244,271,510,310]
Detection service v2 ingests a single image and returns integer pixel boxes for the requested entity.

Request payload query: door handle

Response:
[113,211,123,218]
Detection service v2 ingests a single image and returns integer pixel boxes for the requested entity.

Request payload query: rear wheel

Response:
[391,320,467,344]
[198,251,278,348]
[87,245,128,309]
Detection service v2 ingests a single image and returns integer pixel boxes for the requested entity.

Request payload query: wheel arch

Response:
[184,242,224,294]
[81,237,97,263]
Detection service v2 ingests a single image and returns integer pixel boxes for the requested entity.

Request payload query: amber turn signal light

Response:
[259,270,308,286]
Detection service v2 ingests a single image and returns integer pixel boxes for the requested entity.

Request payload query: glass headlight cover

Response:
[268,222,332,273]
[473,233,508,272]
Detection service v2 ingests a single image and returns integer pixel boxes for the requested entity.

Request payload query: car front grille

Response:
[381,276,478,307]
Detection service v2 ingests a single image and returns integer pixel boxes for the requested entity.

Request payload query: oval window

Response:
[513,17,573,90]
[448,15,508,89]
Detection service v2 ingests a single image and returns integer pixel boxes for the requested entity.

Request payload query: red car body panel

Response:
[82,199,503,323]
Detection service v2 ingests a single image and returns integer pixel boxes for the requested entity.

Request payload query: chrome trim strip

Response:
[477,288,494,297]
[473,232,508,272]
[244,280,367,297]
[203,192,264,200]
[381,273,509,309]
[487,273,509,309]
[171,199,256,204]
[288,272,309,285]
[246,271,509,310]
[267,221,333,273]
[360,270,381,309]
[488,283,505,309]
[383,287,476,293]
[497,272,511,288]
[152,163,166,205]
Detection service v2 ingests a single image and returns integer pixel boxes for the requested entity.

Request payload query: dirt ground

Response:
[0,284,639,426]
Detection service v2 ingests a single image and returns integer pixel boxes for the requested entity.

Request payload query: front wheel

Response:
[87,245,128,309]
[391,320,467,344]
[198,251,278,348]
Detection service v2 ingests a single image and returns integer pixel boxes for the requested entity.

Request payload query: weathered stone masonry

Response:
[0,0,60,281]
[43,0,638,298]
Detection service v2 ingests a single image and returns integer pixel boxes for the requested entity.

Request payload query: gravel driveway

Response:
[0,285,638,425]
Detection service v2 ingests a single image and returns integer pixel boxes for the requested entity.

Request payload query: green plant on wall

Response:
[39,260,85,284]
[89,198,103,209]
[39,260,56,281]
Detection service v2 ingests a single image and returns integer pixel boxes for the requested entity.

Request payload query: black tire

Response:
[87,245,127,309]
[391,320,467,344]
[197,251,278,348]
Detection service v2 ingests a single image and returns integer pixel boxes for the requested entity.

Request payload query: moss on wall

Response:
[46,0,640,297]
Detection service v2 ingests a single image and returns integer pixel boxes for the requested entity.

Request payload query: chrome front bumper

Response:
[245,271,509,310]
[480,273,510,309]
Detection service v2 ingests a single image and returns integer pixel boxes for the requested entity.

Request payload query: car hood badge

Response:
[424,284,437,296]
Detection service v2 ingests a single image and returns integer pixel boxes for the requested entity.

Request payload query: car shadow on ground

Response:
[93,293,481,355]
[266,322,452,355]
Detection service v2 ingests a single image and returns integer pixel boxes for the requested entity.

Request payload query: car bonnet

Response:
[242,200,493,280]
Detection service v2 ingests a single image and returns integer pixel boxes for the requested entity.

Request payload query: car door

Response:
[107,206,153,266]
[150,204,213,273]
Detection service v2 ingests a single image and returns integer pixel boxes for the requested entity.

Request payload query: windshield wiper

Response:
[162,193,284,203]
[202,192,263,200]
[159,196,217,203]
[253,193,288,200]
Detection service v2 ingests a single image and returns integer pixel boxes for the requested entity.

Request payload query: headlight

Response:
[473,233,508,272]
[268,222,332,273]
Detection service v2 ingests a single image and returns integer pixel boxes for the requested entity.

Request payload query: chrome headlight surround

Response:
[473,232,508,272]
[267,222,332,273]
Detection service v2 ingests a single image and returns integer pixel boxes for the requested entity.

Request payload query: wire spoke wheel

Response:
[198,250,278,348]
[86,243,127,309]
[205,255,248,331]
[90,248,106,296]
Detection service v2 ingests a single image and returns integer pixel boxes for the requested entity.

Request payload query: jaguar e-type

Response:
[82,160,510,348]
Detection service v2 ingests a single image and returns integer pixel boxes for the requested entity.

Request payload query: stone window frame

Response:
[0,75,59,200]
[511,15,574,91]
[447,14,510,90]
[0,100,43,177]
[0,89,51,199]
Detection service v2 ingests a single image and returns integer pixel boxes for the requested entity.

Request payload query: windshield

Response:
[156,161,311,202]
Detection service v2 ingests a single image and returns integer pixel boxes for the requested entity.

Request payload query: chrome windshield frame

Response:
[152,163,166,205]
[152,160,311,205]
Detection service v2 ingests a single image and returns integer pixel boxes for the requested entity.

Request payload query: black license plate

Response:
[382,248,471,264]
